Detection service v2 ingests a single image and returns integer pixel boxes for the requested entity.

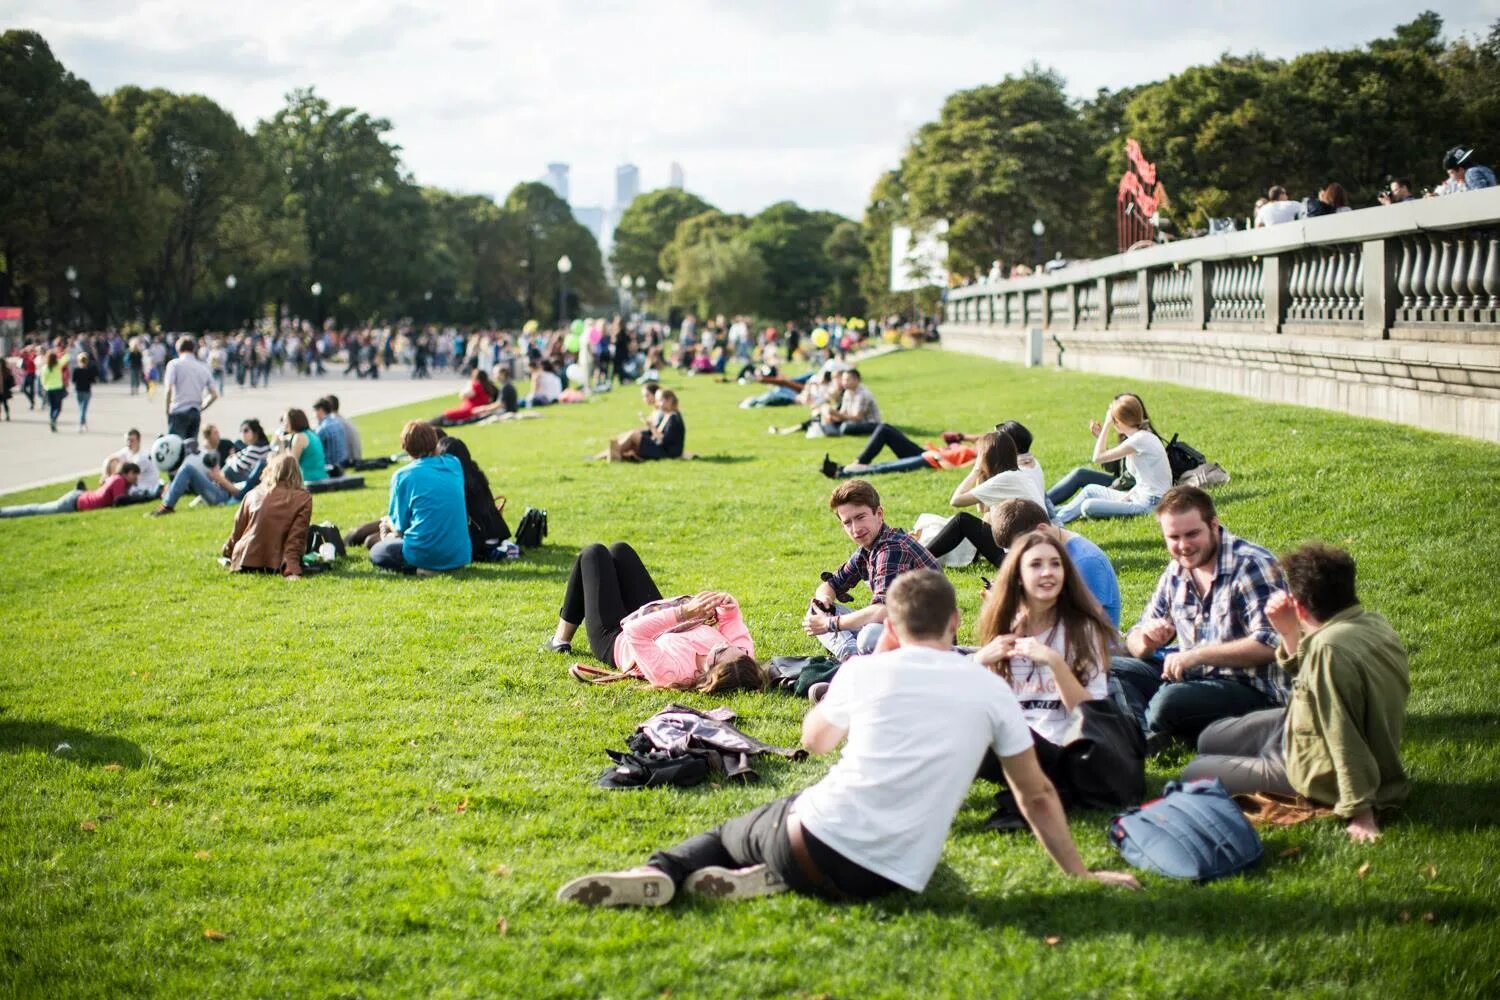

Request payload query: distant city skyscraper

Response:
[544,162,570,203]
[669,162,684,190]
[615,163,640,210]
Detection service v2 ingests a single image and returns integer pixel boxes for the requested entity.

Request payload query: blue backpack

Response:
[1108,778,1262,881]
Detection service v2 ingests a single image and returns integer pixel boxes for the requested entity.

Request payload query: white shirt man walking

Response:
[163,335,218,443]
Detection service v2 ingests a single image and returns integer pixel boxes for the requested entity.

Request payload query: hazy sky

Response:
[12,0,1498,218]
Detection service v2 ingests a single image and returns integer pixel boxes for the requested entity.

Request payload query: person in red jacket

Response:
[0,464,140,518]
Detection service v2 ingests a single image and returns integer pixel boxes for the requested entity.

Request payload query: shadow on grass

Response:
[688,455,756,465]
[1403,712,1500,745]
[0,719,145,768]
[883,878,1498,938]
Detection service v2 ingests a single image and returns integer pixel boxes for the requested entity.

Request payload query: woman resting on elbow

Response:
[221,453,313,578]
[545,541,766,693]
[973,531,1128,814]
[924,430,1045,566]
[1052,394,1172,525]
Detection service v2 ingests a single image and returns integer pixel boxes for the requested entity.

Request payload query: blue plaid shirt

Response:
[1138,527,1289,702]
[316,416,349,468]
[828,523,941,605]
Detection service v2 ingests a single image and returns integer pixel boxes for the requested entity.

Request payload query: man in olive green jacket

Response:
[1182,543,1409,843]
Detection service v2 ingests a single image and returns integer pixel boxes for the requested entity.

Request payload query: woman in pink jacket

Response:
[546,542,766,692]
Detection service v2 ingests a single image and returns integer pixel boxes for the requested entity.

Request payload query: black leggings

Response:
[560,542,663,665]
[924,511,1004,567]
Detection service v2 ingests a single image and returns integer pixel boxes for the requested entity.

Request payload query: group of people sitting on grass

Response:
[550,374,1410,910]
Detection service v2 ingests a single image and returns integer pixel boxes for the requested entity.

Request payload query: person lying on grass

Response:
[556,569,1140,908]
[221,453,312,578]
[1182,543,1409,843]
[0,463,140,519]
[544,541,765,692]
[802,479,941,661]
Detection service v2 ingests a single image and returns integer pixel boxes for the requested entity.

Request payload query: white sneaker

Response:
[805,425,825,439]
[556,867,675,907]
[685,864,788,900]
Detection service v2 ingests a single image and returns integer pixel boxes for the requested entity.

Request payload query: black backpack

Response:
[1165,434,1207,481]
[515,506,548,549]
[305,522,346,559]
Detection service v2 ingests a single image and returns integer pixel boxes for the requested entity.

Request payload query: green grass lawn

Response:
[2,347,1498,998]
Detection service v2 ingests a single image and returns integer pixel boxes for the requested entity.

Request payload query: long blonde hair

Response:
[261,452,304,492]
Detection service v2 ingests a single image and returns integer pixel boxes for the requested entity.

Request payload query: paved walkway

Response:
[0,367,458,494]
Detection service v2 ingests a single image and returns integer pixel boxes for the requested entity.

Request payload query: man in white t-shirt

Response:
[101,428,161,498]
[1254,186,1304,228]
[163,336,218,442]
[556,570,1139,907]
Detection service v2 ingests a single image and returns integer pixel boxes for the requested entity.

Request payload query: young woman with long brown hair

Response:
[975,531,1118,746]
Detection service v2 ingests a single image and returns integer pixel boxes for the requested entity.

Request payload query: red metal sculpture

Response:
[1117,138,1169,252]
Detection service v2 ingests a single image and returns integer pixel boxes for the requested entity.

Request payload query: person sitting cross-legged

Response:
[802,479,941,660]
[368,420,470,575]
[556,569,1139,908]
[1110,486,1286,751]
[1182,543,1409,843]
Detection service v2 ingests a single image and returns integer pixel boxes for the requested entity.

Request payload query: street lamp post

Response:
[619,273,634,313]
[310,281,323,330]
[634,275,645,316]
[225,274,238,330]
[1031,219,1046,270]
[65,265,78,330]
[556,255,572,327]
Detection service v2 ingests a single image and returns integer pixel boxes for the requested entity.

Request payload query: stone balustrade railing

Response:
[939,188,1500,441]
[943,188,1500,342]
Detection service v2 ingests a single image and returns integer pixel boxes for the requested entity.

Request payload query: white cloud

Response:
[10,0,1499,217]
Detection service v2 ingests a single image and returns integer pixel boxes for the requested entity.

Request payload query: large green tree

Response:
[658,209,747,278]
[0,30,156,330]
[741,201,842,320]
[671,235,769,318]
[609,188,713,288]
[107,86,270,328]
[898,69,1094,275]
[502,181,605,324]
[255,88,429,326]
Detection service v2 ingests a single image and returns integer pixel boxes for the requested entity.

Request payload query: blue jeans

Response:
[163,462,233,509]
[744,387,798,407]
[76,391,92,426]
[0,489,81,518]
[818,420,877,438]
[1110,655,1276,742]
[46,388,65,423]
[814,603,884,661]
[1046,466,1113,505]
[842,455,929,477]
[520,396,556,408]
[370,537,412,573]
[1054,484,1159,525]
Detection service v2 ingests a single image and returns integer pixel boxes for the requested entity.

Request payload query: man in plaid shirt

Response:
[803,479,941,660]
[1112,486,1286,749]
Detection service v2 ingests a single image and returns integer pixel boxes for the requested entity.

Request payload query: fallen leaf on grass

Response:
[495,917,508,935]
[194,850,211,860]
[79,820,97,832]
[1421,864,1437,879]
[103,763,123,772]
[1356,861,1372,880]
[1279,847,1302,859]
[203,928,228,941]
[491,864,510,877]
[455,797,470,814]
[1044,936,1062,946]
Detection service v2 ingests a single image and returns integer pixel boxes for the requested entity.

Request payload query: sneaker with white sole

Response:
[555,867,675,907]
[685,864,788,900]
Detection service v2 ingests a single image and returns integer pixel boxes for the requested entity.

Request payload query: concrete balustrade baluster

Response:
[1425,235,1443,317]
[1396,236,1414,316]
[1453,239,1470,309]
[1437,238,1455,310]
[1468,237,1486,319]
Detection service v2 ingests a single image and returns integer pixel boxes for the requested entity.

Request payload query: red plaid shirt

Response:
[828,523,941,604]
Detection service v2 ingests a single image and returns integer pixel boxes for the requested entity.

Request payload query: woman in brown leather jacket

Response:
[222,453,313,577]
